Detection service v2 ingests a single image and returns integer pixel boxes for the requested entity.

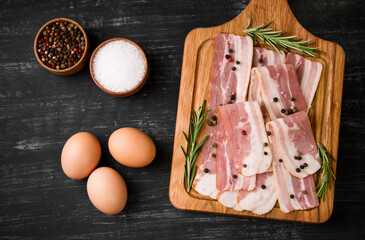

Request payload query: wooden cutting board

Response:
[169,0,345,223]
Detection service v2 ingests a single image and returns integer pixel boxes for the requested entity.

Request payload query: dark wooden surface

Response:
[0,0,364,239]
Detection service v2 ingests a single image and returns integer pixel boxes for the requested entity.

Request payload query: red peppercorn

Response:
[241,130,246,135]
[228,57,233,62]
[56,55,59,58]
[54,32,58,36]
[56,45,60,48]
[74,48,78,52]
[38,40,42,44]
[47,29,51,34]
[51,62,55,67]
[78,40,81,43]
[46,43,50,46]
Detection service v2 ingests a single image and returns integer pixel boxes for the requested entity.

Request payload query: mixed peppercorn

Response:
[36,20,85,70]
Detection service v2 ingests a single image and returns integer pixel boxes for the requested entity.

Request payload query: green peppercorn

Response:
[212,143,217,148]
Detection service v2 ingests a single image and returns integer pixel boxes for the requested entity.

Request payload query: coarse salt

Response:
[92,40,146,92]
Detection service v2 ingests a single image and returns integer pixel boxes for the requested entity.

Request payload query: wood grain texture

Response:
[169,0,345,223]
[0,0,364,239]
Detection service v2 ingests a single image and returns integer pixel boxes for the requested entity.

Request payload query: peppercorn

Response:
[243,164,247,168]
[261,185,266,189]
[230,95,235,100]
[267,131,271,136]
[228,48,233,53]
[279,159,283,163]
[288,109,293,114]
[212,120,217,125]
[236,61,240,64]
[297,156,302,160]
[264,151,268,155]
[204,168,209,173]
[208,121,213,126]
[227,101,232,104]
[232,175,237,179]
[211,116,217,121]
[291,97,296,101]
[297,152,301,156]
[258,58,263,63]
[273,97,278,102]
[303,163,308,167]
[231,91,236,96]
[294,156,298,160]
[241,130,246,135]
[290,194,295,199]
[300,165,304,169]
[302,190,307,195]
[228,57,233,62]
[296,168,300,172]
[284,111,289,115]
[231,67,236,71]
[211,153,216,158]
[212,143,217,148]
[263,142,268,147]
[281,109,286,113]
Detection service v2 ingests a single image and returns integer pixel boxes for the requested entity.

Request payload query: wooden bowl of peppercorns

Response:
[34,18,90,76]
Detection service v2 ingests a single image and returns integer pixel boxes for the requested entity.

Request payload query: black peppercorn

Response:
[267,131,271,136]
[236,61,240,64]
[296,168,300,172]
[243,164,247,168]
[232,175,237,179]
[303,163,308,167]
[290,194,295,199]
[230,95,235,100]
[281,109,286,113]
[228,49,233,53]
[232,67,236,71]
[264,151,268,155]
[208,121,213,126]
[211,116,217,121]
[258,58,263,63]
[225,55,230,59]
[291,97,296,101]
[212,143,217,148]
[300,165,304,169]
[263,142,268,147]
[273,97,278,102]
[211,153,216,158]
[279,159,283,163]
[204,168,209,173]
[261,185,266,189]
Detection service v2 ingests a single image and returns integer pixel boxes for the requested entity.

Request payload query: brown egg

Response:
[61,132,101,179]
[108,127,156,168]
[87,167,128,215]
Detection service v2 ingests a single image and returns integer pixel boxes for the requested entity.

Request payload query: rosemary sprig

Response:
[315,142,336,201]
[243,18,319,57]
[181,100,211,193]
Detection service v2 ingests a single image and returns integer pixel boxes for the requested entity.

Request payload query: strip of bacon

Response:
[218,101,272,176]
[253,64,307,121]
[285,53,323,111]
[193,33,253,198]
[267,122,319,213]
[266,111,321,178]
[237,172,277,215]
[217,191,243,211]
[248,48,286,122]
[216,118,256,192]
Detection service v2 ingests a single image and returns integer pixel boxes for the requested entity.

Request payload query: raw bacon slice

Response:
[267,123,319,213]
[266,111,321,178]
[237,172,277,215]
[193,33,254,198]
[249,48,286,122]
[285,52,323,111]
[252,47,286,68]
[216,118,256,192]
[217,191,243,211]
[253,64,307,120]
[218,101,272,176]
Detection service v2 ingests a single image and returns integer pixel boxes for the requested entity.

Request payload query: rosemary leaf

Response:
[243,19,318,57]
[181,100,210,193]
[315,142,336,201]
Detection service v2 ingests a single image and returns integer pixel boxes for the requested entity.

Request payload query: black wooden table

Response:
[1,0,364,239]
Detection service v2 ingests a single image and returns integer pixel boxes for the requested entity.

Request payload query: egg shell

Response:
[61,132,101,179]
[108,127,156,168]
[87,167,128,215]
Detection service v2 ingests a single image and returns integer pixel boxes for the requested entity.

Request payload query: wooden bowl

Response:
[89,38,148,97]
[34,18,90,76]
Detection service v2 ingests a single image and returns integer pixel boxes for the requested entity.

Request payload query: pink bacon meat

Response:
[285,53,323,111]
[218,101,272,177]
[266,111,321,178]
[237,172,277,215]
[193,33,253,198]
[253,64,307,121]
[267,121,319,212]
[248,48,286,122]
